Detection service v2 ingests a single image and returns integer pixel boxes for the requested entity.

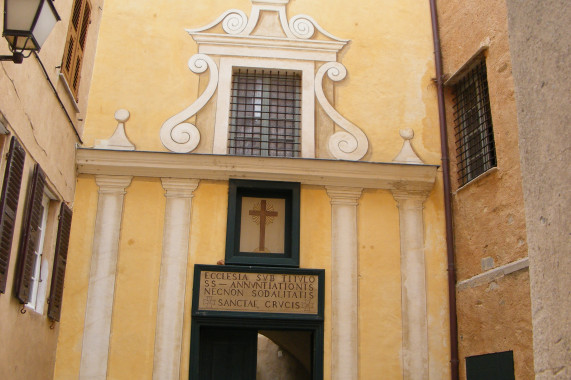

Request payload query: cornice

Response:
[191,34,345,62]
[77,149,438,192]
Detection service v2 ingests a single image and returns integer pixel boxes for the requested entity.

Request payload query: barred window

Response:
[228,69,301,157]
[453,60,496,186]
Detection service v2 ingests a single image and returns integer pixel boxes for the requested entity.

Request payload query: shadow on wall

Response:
[257,334,310,380]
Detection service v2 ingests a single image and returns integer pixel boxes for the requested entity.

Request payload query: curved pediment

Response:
[186,0,349,58]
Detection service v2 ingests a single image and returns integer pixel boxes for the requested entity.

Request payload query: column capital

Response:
[95,175,133,194]
[391,189,431,204]
[326,186,363,206]
[161,178,200,198]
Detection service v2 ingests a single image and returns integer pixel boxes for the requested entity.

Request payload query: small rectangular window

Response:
[466,351,515,380]
[453,60,496,186]
[228,69,301,158]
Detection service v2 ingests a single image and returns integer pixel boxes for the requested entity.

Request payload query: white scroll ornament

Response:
[315,62,369,160]
[289,15,348,42]
[185,9,248,35]
[160,54,218,153]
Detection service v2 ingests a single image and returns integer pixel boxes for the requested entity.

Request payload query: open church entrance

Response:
[197,327,314,379]
[190,265,324,379]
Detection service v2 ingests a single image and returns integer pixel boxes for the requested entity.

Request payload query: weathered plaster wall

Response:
[436,0,533,378]
[0,0,103,378]
[506,0,571,378]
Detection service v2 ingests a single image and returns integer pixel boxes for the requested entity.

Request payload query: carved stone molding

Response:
[77,148,438,192]
[159,54,218,153]
[95,175,133,194]
[161,178,200,198]
[185,0,348,43]
[325,186,363,206]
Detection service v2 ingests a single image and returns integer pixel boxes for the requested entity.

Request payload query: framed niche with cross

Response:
[225,179,300,267]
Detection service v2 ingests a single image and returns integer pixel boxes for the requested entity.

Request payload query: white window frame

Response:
[214,57,315,158]
[26,192,51,313]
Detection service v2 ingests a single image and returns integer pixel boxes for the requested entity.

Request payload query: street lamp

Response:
[1,0,60,64]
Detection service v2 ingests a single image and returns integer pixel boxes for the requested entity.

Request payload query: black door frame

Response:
[189,265,325,379]
[189,317,324,379]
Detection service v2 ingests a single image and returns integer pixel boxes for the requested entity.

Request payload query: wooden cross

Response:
[249,200,278,252]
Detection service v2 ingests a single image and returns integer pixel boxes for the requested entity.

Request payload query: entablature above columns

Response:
[77,149,438,193]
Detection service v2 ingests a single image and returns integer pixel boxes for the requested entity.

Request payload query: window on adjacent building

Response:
[466,351,515,380]
[14,164,49,306]
[13,165,73,321]
[48,203,73,321]
[25,192,51,312]
[61,0,92,101]
[0,137,25,294]
[228,69,301,157]
[453,60,496,186]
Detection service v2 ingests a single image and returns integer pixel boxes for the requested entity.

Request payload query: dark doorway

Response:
[194,325,316,380]
[199,327,257,380]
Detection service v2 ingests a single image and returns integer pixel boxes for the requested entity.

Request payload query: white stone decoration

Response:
[94,109,136,151]
[185,1,347,42]
[153,178,200,380]
[392,190,431,380]
[159,54,218,153]
[326,186,363,380]
[80,176,132,380]
[393,128,423,164]
[316,62,369,160]
[160,0,370,161]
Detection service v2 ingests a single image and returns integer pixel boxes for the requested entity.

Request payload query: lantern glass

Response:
[3,0,60,51]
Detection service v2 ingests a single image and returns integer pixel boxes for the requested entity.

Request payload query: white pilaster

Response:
[326,186,363,380]
[392,190,430,380]
[153,178,200,380]
[80,175,132,380]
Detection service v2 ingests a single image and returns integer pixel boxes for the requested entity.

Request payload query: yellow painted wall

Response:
[55,0,449,379]
[81,0,441,165]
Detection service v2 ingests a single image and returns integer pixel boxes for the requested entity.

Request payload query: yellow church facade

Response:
[54,0,451,379]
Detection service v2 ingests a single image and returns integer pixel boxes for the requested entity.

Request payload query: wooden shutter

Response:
[0,137,25,294]
[48,203,72,321]
[14,164,46,303]
[61,0,92,100]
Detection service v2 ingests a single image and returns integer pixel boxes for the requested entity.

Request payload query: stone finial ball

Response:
[114,109,130,123]
[399,128,414,140]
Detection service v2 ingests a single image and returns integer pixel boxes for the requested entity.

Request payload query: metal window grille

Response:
[228,69,301,157]
[453,60,497,186]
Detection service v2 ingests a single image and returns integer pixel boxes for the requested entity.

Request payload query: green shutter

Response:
[14,164,46,303]
[0,137,26,294]
[48,203,72,321]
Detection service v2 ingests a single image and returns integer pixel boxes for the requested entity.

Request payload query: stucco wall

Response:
[0,0,102,379]
[436,0,533,378]
[506,0,571,378]
[54,0,450,379]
